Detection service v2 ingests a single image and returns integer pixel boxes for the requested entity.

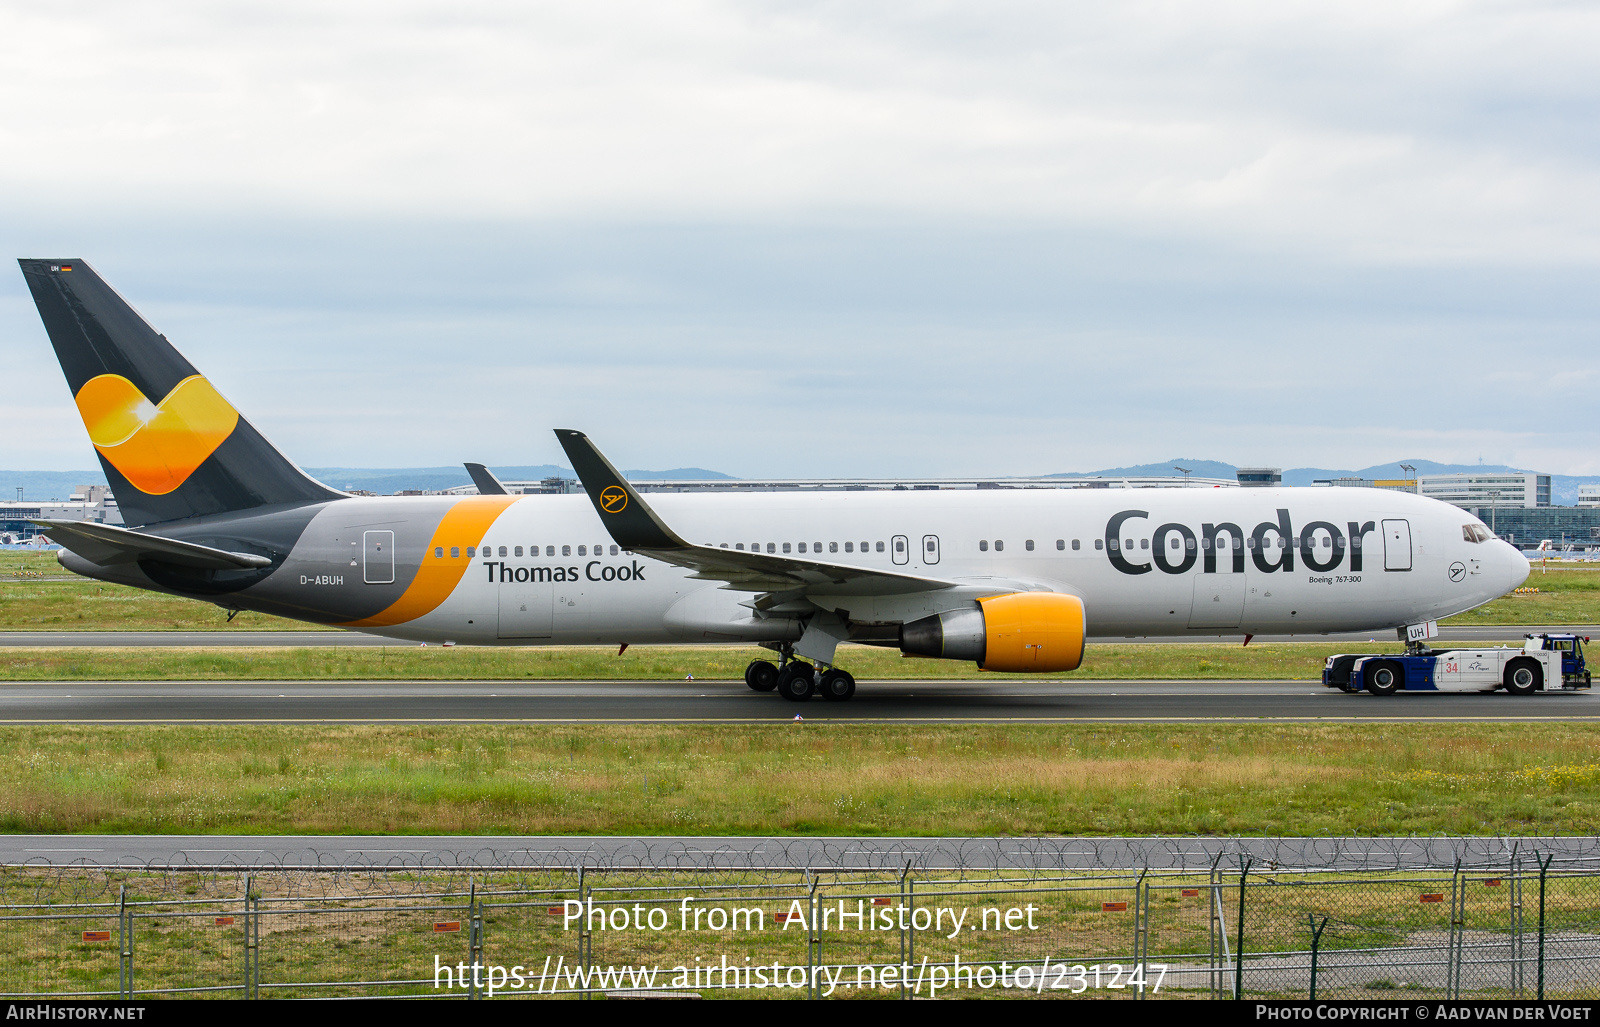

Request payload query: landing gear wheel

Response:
[776,662,816,702]
[818,669,856,702]
[1364,661,1401,696]
[1504,659,1542,696]
[745,660,779,692]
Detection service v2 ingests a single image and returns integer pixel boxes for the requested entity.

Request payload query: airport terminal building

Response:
[0,485,122,542]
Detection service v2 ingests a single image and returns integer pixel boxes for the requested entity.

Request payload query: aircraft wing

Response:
[33,519,274,570]
[553,429,955,596]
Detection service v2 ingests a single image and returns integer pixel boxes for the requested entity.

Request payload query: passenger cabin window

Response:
[736,543,745,550]
[979,540,989,552]
[450,547,460,558]
[895,539,905,554]
[875,541,885,553]
[814,542,822,552]
[1072,539,1081,550]
[767,543,776,554]
[1025,540,1034,551]
[435,547,444,559]
[610,545,619,555]
[514,546,523,557]
[466,547,475,558]
[844,542,854,553]
[1138,539,1147,550]
[546,546,555,556]
[859,541,868,552]
[1094,539,1103,550]
[1056,539,1064,550]
[578,546,586,556]
[499,546,508,557]
[783,543,792,554]
[562,545,571,556]
[797,543,806,553]
[830,542,838,553]
[994,540,1004,552]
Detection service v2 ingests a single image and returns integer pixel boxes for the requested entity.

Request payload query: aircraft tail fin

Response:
[18,259,342,526]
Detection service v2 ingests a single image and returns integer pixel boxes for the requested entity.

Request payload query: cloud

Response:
[2,2,1598,475]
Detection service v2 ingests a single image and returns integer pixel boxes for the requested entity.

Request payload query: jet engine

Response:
[898,592,1086,672]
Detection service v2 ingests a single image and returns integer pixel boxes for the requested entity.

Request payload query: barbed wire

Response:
[2,835,1597,904]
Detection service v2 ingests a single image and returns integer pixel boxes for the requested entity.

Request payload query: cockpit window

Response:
[1462,524,1493,543]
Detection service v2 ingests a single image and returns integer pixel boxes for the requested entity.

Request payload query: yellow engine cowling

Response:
[975,592,1086,672]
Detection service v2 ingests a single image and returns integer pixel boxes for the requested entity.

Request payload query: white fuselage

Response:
[292,486,1527,646]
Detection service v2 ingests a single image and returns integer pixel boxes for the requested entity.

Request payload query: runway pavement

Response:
[3,834,1595,870]
[0,625,1590,647]
[0,678,1591,722]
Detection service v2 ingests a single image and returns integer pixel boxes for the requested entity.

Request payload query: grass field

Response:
[0,641,1423,681]
[3,551,1598,633]
[0,722,1595,836]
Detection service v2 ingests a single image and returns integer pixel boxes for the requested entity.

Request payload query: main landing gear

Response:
[744,654,856,702]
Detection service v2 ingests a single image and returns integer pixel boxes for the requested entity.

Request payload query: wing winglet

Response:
[464,462,509,496]
[553,429,690,550]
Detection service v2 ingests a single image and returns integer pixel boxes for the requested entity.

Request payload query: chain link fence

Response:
[2,850,1597,999]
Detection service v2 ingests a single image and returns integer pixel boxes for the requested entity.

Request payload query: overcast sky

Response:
[3,1,1597,477]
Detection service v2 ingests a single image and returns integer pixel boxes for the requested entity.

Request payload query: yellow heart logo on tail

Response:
[74,374,240,495]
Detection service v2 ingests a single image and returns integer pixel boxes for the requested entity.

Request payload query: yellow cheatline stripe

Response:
[341,496,518,628]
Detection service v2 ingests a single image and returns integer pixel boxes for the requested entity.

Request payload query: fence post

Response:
[468,880,481,1001]
[249,878,260,1001]
[578,866,590,1001]
[907,873,917,1000]
[118,884,130,1000]
[1234,858,1251,1001]
[898,862,911,1002]
[1134,869,1148,1001]
[242,873,255,1000]
[1537,853,1552,1001]
[1509,843,1524,998]
[1307,914,1328,1001]
[1448,860,1463,1000]
[806,869,820,1000]
[1209,855,1224,1000]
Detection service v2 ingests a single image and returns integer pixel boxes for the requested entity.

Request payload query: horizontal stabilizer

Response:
[33,519,273,570]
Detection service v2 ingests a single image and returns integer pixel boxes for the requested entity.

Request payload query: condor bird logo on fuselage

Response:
[1104,509,1380,577]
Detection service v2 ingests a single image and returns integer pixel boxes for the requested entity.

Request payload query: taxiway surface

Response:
[0,678,1591,722]
[3,834,1594,870]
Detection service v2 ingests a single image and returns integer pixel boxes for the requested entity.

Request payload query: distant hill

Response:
[4,460,1595,503]
[1047,459,1600,506]
[301,465,736,493]
[1045,459,1238,481]
[0,465,736,500]
[0,471,107,502]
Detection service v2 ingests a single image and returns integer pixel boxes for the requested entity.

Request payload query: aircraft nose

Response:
[1495,540,1530,594]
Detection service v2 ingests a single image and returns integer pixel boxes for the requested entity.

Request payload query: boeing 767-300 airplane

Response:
[18,259,1529,701]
